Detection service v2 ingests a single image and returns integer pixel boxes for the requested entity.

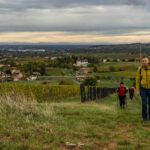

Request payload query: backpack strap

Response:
[139,66,150,82]
[139,67,142,82]
[124,87,127,93]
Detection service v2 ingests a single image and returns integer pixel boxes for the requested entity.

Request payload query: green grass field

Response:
[0,94,150,150]
[95,62,138,72]
[95,70,136,78]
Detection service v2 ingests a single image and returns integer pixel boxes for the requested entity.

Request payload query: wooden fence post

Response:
[80,84,86,102]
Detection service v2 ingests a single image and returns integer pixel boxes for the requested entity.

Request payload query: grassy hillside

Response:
[0,94,150,150]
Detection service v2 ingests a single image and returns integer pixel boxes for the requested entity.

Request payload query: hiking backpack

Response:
[118,87,126,96]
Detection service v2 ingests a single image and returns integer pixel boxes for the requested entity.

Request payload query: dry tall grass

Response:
[0,92,53,119]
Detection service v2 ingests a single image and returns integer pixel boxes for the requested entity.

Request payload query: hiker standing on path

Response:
[136,56,150,122]
[117,82,127,109]
[129,86,135,100]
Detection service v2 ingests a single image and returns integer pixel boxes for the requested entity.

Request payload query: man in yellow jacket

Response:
[136,56,150,121]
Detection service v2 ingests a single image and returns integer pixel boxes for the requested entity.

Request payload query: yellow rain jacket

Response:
[136,65,150,93]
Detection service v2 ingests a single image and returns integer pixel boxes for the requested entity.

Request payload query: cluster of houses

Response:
[0,66,41,82]
[102,58,139,63]
[74,59,93,81]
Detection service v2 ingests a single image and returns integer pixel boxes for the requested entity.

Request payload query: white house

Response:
[75,59,89,67]
[103,59,107,63]
[50,57,58,61]
[27,75,38,81]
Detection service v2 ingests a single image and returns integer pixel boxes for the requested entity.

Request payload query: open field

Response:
[95,70,136,78]
[0,94,150,150]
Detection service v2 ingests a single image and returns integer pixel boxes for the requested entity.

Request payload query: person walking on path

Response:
[117,82,127,109]
[136,56,150,121]
[129,86,135,100]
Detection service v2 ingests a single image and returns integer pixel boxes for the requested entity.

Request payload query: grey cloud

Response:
[0,0,150,36]
[0,0,150,10]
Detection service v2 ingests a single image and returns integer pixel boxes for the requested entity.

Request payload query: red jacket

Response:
[117,86,127,96]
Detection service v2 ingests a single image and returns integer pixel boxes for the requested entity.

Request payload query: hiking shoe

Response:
[142,119,149,125]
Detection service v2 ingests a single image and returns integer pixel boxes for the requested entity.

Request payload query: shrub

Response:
[59,79,74,85]
[93,65,98,72]
[84,77,97,86]
[109,66,116,72]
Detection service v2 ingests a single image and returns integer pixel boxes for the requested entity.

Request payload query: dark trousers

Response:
[129,93,134,100]
[140,87,150,121]
[119,96,126,108]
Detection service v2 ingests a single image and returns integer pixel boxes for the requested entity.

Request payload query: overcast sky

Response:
[0,0,150,43]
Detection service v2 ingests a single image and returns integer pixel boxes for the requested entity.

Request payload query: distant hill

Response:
[0,43,150,54]
[69,43,150,54]
[0,44,89,51]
